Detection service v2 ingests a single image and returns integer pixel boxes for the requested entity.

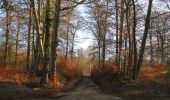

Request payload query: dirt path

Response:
[18,75,122,100]
[56,75,122,100]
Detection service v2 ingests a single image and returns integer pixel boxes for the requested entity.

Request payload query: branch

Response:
[151,11,170,20]
[161,0,170,10]
[60,0,86,11]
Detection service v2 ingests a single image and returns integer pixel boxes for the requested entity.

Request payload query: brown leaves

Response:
[0,67,28,83]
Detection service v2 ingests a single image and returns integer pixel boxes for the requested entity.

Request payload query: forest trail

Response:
[22,75,122,100]
[54,75,122,100]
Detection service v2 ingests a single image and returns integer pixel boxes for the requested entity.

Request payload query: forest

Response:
[0,0,170,100]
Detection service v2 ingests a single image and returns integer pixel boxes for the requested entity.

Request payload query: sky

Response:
[75,5,93,50]
[76,30,92,50]
[75,0,170,50]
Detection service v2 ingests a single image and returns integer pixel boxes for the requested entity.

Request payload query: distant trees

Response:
[87,0,111,68]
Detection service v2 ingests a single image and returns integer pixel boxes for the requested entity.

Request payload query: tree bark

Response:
[149,30,154,65]
[31,0,44,55]
[27,7,32,70]
[4,1,11,67]
[115,0,119,64]
[15,17,20,67]
[102,1,108,68]
[65,21,69,60]
[119,0,124,70]
[71,32,75,60]
[125,0,133,79]
[135,0,153,78]
[40,0,51,84]
[132,0,138,80]
[51,0,61,82]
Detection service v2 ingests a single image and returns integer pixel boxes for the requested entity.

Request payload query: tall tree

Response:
[132,0,138,80]
[4,1,11,67]
[27,6,32,70]
[40,0,51,84]
[115,0,119,64]
[119,0,125,70]
[30,0,44,72]
[15,17,21,67]
[50,0,61,82]
[102,0,109,68]
[135,0,153,78]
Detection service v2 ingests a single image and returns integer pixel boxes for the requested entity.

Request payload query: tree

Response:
[3,0,11,67]
[115,0,119,64]
[40,0,51,84]
[131,0,138,80]
[134,0,153,79]
[15,17,21,67]
[118,0,125,70]
[27,5,32,70]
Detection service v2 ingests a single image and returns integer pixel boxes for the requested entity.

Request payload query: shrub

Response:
[58,59,83,81]
[91,62,124,82]
[0,67,28,83]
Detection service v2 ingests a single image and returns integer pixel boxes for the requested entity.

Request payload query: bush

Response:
[58,59,83,81]
[91,62,124,82]
[0,67,28,83]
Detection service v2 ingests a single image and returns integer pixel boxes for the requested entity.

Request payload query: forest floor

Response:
[93,65,170,100]
[0,65,169,100]
[0,75,122,100]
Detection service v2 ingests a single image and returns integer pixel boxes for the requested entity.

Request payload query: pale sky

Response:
[75,5,92,50]
[76,30,92,50]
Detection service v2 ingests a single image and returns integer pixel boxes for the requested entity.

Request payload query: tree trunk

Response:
[27,8,32,70]
[115,0,119,64]
[125,0,133,79]
[32,25,35,70]
[4,1,11,67]
[135,0,153,78]
[149,31,154,65]
[31,0,44,55]
[97,19,101,68]
[71,33,75,60]
[15,17,20,67]
[102,1,108,68]
[40,0,51,84]
[51,0,61,82]
[65,23,69,60]
[132,0,138,80]
[119,0,124,70]
[160,32,165,63]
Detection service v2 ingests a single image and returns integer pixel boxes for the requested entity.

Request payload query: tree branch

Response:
[60,0,86,11]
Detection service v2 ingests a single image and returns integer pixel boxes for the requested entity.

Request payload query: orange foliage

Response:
[59,60,83,80]
[0,67,28,83]
[141,64,167,74]
[48,80,64,89]
[92,62,118,79]
[139,64,167,81]
[152,64,166,72]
